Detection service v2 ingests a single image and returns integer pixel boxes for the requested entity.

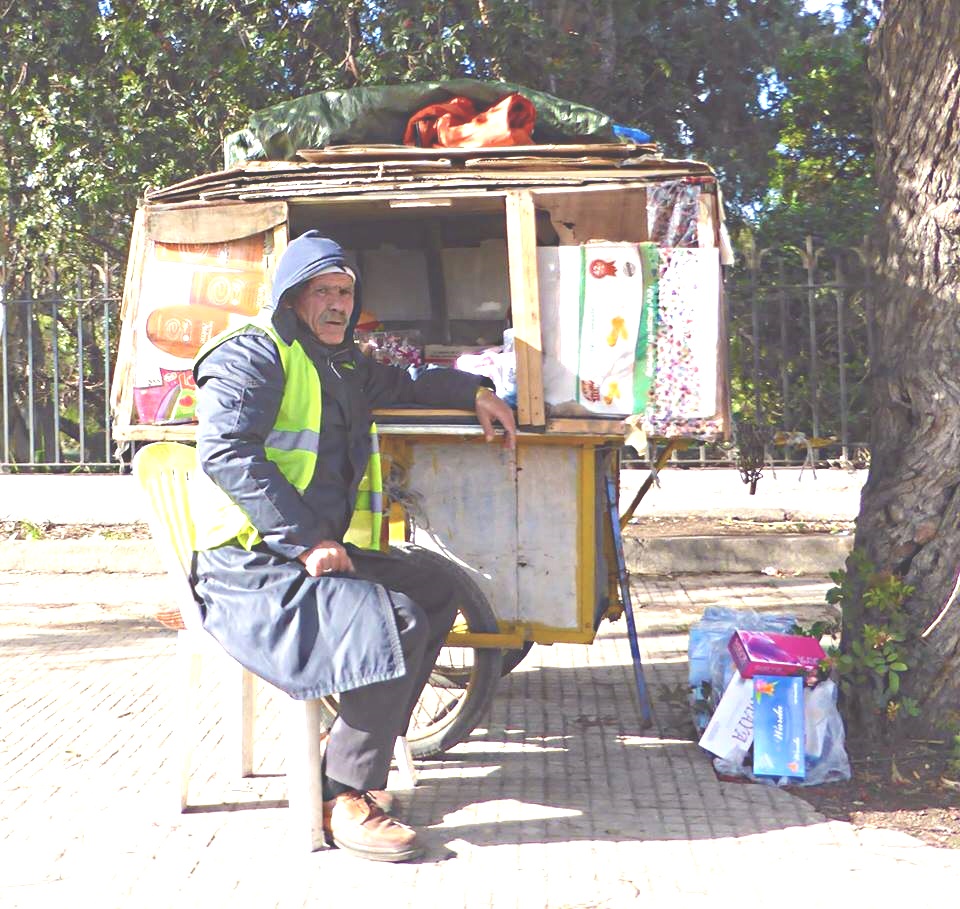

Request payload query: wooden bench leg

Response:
[393,737,418,789]
[284,697,329,851]
[239,667,255,777]
[177,633,202,812]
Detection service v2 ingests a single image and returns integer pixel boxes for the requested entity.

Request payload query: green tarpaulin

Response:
[224,79,619,167]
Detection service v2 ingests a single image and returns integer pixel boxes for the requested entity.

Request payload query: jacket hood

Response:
[267,230,362,344]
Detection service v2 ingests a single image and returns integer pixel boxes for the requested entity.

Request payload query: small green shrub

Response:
[825,549,919,730]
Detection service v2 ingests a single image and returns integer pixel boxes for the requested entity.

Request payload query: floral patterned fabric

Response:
[641,246,724,440]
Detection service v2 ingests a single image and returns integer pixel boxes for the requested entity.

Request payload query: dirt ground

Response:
[1,520,152,540]
[625,514,856,537]
[6,516,957,849]
[792,743,960,849]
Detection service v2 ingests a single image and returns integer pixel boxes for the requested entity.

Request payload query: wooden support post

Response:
[697,186,719,248]
[268,215,289,285]
[109,208,148,439]
[505,190,545,428]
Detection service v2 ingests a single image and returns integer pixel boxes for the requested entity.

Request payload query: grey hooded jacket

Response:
[191,231,489,698]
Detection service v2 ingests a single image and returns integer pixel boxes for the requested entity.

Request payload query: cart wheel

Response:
[318,544,503,759]
[500,641,534,676]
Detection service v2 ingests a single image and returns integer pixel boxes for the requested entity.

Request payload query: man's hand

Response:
[298,540,355,577]
[475,386,517,449]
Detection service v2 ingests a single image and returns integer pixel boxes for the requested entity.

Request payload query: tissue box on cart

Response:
[728,630,825,679]
[752,675,806,779]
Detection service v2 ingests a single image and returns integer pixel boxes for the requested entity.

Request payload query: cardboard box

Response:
[698,670,754,762]
[538,243,650,417]
[728,630,825,679]
[752,675,805,778]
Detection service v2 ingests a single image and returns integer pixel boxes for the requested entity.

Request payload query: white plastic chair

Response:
[132,441,416,851]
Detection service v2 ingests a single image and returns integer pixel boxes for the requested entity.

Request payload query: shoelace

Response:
[360,793,414,832]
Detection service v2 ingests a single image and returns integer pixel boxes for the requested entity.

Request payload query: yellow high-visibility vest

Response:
[190,319,383,552]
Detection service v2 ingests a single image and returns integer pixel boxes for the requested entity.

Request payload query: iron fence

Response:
[1,234,874,472]
[625,234,874,471]
[1,276,120,471]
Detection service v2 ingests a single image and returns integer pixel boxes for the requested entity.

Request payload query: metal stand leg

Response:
[605,475,654,729]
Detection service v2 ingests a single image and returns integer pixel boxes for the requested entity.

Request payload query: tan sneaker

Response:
[323,790,423,862]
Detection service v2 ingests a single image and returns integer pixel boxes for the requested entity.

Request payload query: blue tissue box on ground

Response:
[752,675,805,779]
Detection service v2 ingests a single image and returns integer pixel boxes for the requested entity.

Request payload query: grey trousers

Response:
[322,546,459,791]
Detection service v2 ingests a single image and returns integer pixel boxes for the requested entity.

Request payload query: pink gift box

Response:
[728,630,826,679]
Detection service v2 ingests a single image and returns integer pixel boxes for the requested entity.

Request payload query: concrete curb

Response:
[0,539,163,574]
[2,533,853,576]
[623,532,853,575]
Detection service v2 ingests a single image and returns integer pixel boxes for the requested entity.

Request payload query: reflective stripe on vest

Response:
[190,318,383,552]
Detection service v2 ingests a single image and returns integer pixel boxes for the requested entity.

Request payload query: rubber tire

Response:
[319,544,503,759]
[500,641,534,676]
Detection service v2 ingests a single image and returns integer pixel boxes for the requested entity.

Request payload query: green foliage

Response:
[825,550,920,733]
[789,618,840,640]
[759,18,875,247]
[0,1,876,290]
[0,2,881,464]
[15,521,46,540]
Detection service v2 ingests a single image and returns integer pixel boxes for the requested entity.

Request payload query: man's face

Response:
[291,272,355,345]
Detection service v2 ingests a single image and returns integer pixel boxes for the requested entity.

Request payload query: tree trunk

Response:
[852,1,960,739]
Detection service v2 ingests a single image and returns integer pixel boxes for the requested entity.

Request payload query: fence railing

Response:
[723,234,873,467]
[1,287,120,471]
[1,235,873,472]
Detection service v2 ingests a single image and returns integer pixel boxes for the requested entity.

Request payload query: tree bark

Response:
[853,0,960,737]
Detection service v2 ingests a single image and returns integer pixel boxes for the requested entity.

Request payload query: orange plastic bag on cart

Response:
[403,93,536,148]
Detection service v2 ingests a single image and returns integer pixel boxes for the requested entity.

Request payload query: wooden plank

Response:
[145,200,287,244]
[715,277,732,439]
[505,190,545,427]
[210,161,455,186]
[441,169,626,182]
[697,186,719,248]
[109,209,148,441]
[464,156,636,170]
[145,151,709,203]
[267,213,289,290]
[210,172,622,195]
[153,171,707,206]
[297,142,657,163]
[210,175,633,203]
[112,423,198,442]
[158,171,637,204]
[534,185,648,244]
[144,166,250,199]
[294,189,507,208]
[546,417,626,436]
[373,407,476,419]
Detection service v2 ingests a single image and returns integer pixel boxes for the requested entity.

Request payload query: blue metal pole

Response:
[605,473,653,728]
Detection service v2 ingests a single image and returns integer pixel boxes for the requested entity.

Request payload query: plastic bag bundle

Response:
[711,679,851,786]
[688,607,796,733]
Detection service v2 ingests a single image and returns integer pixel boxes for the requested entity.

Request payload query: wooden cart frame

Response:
[110,144,728,658]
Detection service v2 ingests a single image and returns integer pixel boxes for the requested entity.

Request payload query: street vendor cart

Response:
[110,91,730,758]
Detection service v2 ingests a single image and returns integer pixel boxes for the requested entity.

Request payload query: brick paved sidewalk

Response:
[2,571,958,909]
